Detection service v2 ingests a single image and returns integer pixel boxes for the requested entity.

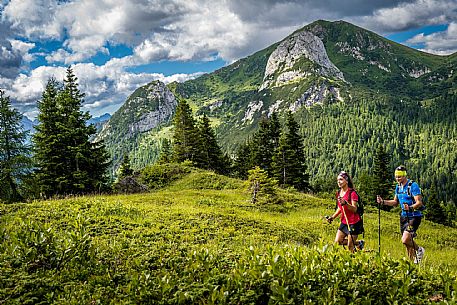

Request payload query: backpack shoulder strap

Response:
[407,180,417,204]
[407,180,414,197]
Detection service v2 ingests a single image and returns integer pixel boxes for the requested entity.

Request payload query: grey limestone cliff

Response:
[260,30,344,90]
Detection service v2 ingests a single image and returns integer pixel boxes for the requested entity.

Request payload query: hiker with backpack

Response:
[326,171,364,252]
[376,165,425,263]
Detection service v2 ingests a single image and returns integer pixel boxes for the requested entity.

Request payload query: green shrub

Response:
[246,166,281,205]
[169,171,244,190]
[139,162,193,189]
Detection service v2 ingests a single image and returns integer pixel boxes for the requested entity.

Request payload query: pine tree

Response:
[246,166,279,205]
[118,155,133,178]
[372,145,392,207]
[268,112,281,150]
[425,184,448,225]
[233,141,254,179]
[251,115,279,175]
[272,112,309,191]
[158,138,172,164]
[196,114,226,173]
[0,90,30,202]
[33,68,109,196]
[172,100,198,163]
[33,78,63,197]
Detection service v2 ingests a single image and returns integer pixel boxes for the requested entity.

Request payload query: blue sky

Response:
[1,0,457,119]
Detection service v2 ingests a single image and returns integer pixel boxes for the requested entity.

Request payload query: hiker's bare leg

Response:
[347,234,358,252]
[402,231,418,260]
[335,230,347,245]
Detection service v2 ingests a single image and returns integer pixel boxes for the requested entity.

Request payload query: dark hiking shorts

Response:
[400,216,422,238]
[339,219,364,236]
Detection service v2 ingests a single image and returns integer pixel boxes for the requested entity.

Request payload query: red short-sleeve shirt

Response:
[337,188,361,225]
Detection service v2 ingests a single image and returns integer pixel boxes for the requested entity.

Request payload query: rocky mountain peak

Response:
[96,80,177,142]
[260,30,344,90]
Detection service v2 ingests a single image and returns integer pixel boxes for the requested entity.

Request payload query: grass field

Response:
[1,171,456,304]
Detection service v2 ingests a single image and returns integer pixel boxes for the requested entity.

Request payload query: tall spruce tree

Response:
[233,141,254,179]
[196,114,226,173]
[372,145,392,206]
[252,117,274,176]
[0,90,30,202]
[273,112,309,191]
[268,112,281,150]
[33,79,63,197]
[118,155,133,179]
[33,68,109,196]
[158,138,172,164]
[425,184,448,225]
[172,100,199,163]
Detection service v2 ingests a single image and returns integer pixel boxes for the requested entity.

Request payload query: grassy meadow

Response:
[1,170,456,304]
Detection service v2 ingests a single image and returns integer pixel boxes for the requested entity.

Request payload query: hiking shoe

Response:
[415,246,425,264]
[358,240,365,251]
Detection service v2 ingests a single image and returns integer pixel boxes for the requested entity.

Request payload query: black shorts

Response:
[400,216,422,237]
[339,219,364,236]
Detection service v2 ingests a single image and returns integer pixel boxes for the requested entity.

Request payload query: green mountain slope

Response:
[305,20,446,96]
[1,172,456,303]
[96,20,457,202]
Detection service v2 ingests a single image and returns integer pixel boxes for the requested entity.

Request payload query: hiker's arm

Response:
[345,199,358,213]
[405,194,424,211]
[339,193,357,213]
[377,195,398,207]
[328,209,341,222]
[406,183,423,211]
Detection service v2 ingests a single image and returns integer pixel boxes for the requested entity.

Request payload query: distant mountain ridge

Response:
[95,20,457,202]
[21,113,111,137]
[88,113,111,131]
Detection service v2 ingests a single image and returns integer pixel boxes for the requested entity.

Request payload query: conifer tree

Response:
[33,79,63,197]
[372,145,392,205]
[251,115,280,175]
[273,112,309,191]
[268,112,281,150]
[196,114,226,173]
[0,90,30,202]
[158,138,172,164]
[33,68,109,196]
[233,141,254,179]
[246,166,279,205]
[118,155,133,179]
[425,184,448,225]
[172,100,198,163]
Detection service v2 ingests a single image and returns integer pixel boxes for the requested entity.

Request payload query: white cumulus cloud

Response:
[361,0,457,32]
[7,60,200,118]
[407,22,457,55]
[2,0,457,117]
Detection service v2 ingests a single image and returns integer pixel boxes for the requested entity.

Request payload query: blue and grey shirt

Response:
[395,179,422,217]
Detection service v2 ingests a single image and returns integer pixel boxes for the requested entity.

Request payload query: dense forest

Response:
[294,91,457,204]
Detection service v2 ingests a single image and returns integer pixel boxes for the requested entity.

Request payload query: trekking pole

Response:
[378,198,381,255]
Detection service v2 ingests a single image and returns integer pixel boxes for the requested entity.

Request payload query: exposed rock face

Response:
[289,83,343,112]
[96,81,177,142]
[260,30,344,90]
[242,100,263,124]
[128,82,177,134]
[405,67,431,78]
[268,100,283,117]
